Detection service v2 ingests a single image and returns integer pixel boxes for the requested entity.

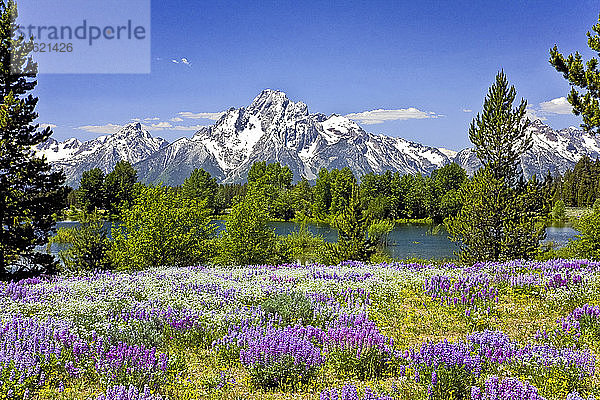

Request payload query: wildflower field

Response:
[3,259,600,400]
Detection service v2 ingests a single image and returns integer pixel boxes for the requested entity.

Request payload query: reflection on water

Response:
[50,220,579,261]
[543,226,579,248]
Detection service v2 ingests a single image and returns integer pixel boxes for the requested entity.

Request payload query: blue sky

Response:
[30,0,600,150]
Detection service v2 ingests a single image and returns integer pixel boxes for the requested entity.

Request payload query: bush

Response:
[561,199,600,260]
[326,185,376,263]
[277,223,326,265]
[111,185,216,270]
[367,220,394,250]
[214,185,278,266]
[324,315,394,380]
[48,212,113,272]
[552,199,567,222]
[260,291,315,326]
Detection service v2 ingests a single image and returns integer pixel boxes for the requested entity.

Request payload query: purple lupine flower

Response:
[470,375,545,400]
[96,385,163,400]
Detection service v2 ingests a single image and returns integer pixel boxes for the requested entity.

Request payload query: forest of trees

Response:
[71,161,469,225]
[545,155,600,207]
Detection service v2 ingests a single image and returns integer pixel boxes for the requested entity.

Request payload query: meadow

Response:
[2,259,600,400]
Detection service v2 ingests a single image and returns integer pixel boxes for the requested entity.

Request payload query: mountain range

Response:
[36,90,600,187]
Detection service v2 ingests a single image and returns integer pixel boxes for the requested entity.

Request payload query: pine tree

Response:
[327,184,375,263]
[550,14,600,134]
[446,72,546,262]
[446,169,506,262]
[0,1,67,276]
[468,71,531,185]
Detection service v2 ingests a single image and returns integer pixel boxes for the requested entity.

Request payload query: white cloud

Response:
[171,58,192,67]
[525,105,547,121]
[132,117,160,122]
[140,121,204,132]
[178,111,225,120]
[143,122,173,131]
[524,97,573,121]
[77,118,204,135]
[77,124,122,134]
[171,124,206,131]
[39,123,57,129]
[539,97,572,115]
[345,108,441,125]
[462,109,472,113]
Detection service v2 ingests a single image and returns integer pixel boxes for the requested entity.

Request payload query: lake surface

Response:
[52,221,579,261]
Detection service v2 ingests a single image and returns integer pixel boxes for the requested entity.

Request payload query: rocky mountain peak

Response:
[112,122,150,140]
[250,88,288,104]
[529,119,546,129]
[40,90,599,188]
[247,89,309,127]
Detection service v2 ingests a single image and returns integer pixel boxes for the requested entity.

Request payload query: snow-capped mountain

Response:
[454,119,600,178]
[39,90,600,187]
[135,89,450,185]
[36,137,82,162]
[36,122,168,186]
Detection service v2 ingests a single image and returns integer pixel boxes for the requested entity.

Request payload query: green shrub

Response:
[561,199,600,260]
[326,346,390,380]
[110,185,216,270]
[260,291,315,326]
[368,220,394,249]
[326,184,376,263]
[48,212,113,272]
[552,199,567,222]
[277,223,326,265]
[423,366,475,400]
[214,185,278,266]
[247,355,316,391]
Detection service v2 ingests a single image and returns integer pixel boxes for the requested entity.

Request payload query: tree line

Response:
[72,160,469,225]
[71,163,245,218]
[545,155,600,208]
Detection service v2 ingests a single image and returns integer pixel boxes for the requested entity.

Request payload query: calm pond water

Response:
[52,221,579,261]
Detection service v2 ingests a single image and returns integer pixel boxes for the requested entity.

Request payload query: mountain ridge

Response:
[35,90,600,186]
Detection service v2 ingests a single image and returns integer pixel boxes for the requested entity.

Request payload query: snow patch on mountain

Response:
[37,122,168,186]
[39,90,597,187]
[132,90,451,185]
[36,137,82,162]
